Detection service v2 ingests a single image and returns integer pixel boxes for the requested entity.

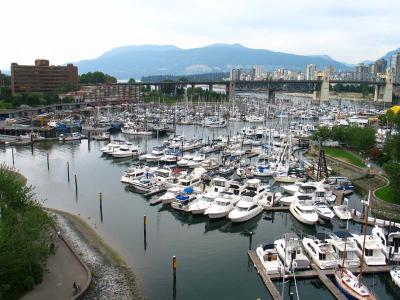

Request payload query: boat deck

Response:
[248,250,391,300]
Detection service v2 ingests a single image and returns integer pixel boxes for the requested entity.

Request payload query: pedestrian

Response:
[57,230,61,238]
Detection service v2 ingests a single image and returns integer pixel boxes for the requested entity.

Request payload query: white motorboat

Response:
[129,173,160,194]
[289,199,318,225]
[228,201,263,223]
[351,233,386,266]
[326,231,360,268]
[187,191,219,214]
[171,192,197,211]
[146,146,165,163]
[390,266,400,288]
[372,225,400,262]
[302,235,340,269]
[274,233,311,270]
[159,186,186,205]
[204,195,238,219]
[120,166,155,184]
[112,144,141,158]
[313,201,335,221]
[177,153,194,167]
[256,243,284,274]
[333,205,352,220]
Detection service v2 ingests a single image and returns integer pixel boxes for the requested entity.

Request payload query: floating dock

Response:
[248,250,391,300]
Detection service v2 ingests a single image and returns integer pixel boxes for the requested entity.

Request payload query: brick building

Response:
[11,59,78,95]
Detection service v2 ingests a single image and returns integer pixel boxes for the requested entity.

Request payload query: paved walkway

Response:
[21,237,88,300]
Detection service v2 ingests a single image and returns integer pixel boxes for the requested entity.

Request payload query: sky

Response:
[1,0,399,70]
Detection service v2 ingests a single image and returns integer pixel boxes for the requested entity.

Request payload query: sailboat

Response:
[334,191,377,300]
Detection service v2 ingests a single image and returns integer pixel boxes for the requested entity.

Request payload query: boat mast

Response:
[358,190,371,285]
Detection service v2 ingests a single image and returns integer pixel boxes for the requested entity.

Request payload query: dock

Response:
[263,206,290,212]
[248,250,391,300]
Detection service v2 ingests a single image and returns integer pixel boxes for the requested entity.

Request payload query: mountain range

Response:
[72,43,398,79]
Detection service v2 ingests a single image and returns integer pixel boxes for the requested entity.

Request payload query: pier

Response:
[248,250,391,300]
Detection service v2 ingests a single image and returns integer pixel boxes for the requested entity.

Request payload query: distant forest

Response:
[141,72,229,82]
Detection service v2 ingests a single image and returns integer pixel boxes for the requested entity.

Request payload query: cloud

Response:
[0,0,399,70]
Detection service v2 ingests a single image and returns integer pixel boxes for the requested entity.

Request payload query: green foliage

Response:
[127,78,136,84]
[312,125,376,156]
[331,83,374,94]
[0,92,62,109]
[375,184,399,204]
[324,147,366,168]
[0,165,55,299]
[0,73,11,86]
[383,162,400,197]
[79,71,117,84]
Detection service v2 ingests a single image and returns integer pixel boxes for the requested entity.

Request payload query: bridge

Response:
[83,71,398,103]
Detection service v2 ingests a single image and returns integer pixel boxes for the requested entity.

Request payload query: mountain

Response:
[73,43,351,79]
[381,48,400,63]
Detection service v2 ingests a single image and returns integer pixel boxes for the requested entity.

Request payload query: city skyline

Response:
[1,0,400,70]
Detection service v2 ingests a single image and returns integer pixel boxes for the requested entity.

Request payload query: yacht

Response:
[177,153,194,167]
[274,233,311,270]
[256,243,284,274]
[120,166,155,184]
[145,145,165,163]
[390,266,400,288]
[326,231,360,268]
[204,195,238,219]
[289,199,318,225]
[129,172,160,194]
[302,235,340,269]
[228,180,265,222]
[187,191,219,214]
[372,225,400,261]
[333,204,352,220]
[112,144,141,158]
[351,233,387,266]
[171,192,197,211]
[313,201,335,221]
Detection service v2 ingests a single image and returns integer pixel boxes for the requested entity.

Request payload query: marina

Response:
[1,96,399,300]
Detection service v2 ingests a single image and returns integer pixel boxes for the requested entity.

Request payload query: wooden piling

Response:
[99,192,103,222]
[47,153,49,170]
[74,175,78,194]
[11,148,15,166]
[67,162,70,182]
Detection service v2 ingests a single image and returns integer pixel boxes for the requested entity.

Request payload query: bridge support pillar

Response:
[383,72,394,103]
[374,72,394,103]
[226,81,235,100]
[319,70,330,101]
[208,84,213,92]
[268,90,275,104]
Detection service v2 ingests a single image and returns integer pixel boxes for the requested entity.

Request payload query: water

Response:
[0,123,397,300]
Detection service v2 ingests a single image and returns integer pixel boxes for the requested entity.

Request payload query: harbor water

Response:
[0,122,397,300]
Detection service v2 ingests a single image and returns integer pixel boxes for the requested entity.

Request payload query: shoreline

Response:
[49,208,141,300]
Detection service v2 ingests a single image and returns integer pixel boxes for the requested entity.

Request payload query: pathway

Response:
[21,237,88,300]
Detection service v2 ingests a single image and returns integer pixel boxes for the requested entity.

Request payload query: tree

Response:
[384,162,400,195]
[0,165,55,299]
[127,78,136,84]
[79,71,117,84]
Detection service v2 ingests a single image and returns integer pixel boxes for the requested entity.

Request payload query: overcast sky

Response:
[1,0,399,70]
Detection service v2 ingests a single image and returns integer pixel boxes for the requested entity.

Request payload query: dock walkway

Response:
[248,250,391,300]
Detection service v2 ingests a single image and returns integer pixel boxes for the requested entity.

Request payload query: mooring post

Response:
[144,215,147,250]
[11,148,15,166]
[172,255,177,298]
[74,175,78,194]
[99,192,103,222]
[249,231,254,250]
[47,153,50,170]
[67,162,70,182]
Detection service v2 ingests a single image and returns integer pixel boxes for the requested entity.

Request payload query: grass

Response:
[324,147,367,168]
[375,185,400,204]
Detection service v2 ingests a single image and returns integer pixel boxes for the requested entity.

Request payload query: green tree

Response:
[0,165,55,299]
[127,78,136,84]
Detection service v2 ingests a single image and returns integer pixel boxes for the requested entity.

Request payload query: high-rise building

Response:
[391,52,400,83]
[254,65,263,79]
[355,63,369,81]
[305,64,316,80]
[230,68,241,81]
[11,59,78,95]
[373,58,387,74]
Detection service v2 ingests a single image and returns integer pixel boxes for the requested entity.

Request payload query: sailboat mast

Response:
[359,191,371,285]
